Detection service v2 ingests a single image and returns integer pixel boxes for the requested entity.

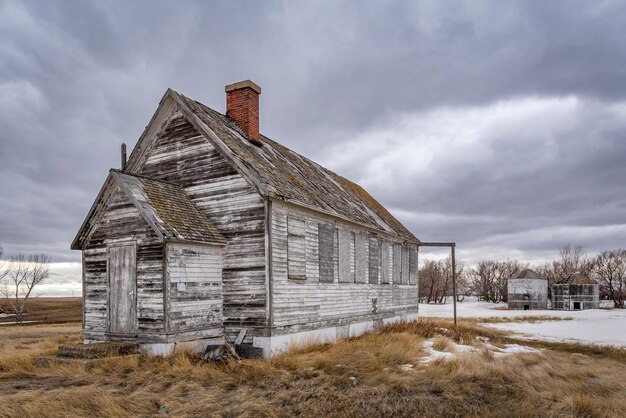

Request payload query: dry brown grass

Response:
[431,335,454,352]
[0,320,625,417]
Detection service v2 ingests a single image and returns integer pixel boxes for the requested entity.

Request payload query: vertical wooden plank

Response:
[381,241,390,284]
[401,244,409,285]
[368,235,380,284]
[338,229,354,283]
[318,223,335,282]
[393,243,402,285]
[355,232,368,283]
[108,244,137,333]
[409,245,418,285]
[287,216,306,280]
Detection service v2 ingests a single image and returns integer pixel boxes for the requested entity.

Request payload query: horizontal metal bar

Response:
[417,242,456,247]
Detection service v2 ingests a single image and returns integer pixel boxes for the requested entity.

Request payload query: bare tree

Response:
[419,259,442,303]
[551,244,594,283]
[419,257,465,304]
[469,260,526,303]
[0,246,8,313]
[593,249,626,308]
[0,253,50,323]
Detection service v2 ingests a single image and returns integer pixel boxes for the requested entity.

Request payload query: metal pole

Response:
[121,143,127,172]
[452,244,457,327]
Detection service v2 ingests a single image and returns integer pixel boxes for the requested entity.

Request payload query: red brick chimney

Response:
[225,80,262,143]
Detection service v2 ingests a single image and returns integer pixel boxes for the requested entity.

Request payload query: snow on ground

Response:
[418,337,541,364]
[419,300,626,347]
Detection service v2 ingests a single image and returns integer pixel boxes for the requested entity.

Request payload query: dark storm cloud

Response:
[1,0,626,289]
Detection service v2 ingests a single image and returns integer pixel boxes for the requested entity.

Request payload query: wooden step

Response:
[58,342,140,359]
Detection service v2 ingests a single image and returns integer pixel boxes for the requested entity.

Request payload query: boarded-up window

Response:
[304,220,319,280]
[338,229,354,283]
[401,244,409,285]
[409,245,418,285]
[392,243,402,284]
[318,223,335,282]
[369,235,380,284]
[287,216,306,280]
[355,232,368,283]
[381,241,390,284]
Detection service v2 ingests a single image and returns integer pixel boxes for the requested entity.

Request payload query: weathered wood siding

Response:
[271,201,418,333]
[137,110,266,336]
[83,187,164,337]
[166,243,223,333]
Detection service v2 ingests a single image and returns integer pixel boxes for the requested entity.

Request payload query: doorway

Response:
[108,243,137,333]
[573,301,581,310]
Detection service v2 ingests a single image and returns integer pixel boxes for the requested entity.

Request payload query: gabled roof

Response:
[164,91,418,242]
[511,269,546,280]
[556,272,596,285]
[71,171,225,249]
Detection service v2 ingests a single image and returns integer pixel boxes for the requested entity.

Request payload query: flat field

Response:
[0,297,82,325]
[0,319,624,417]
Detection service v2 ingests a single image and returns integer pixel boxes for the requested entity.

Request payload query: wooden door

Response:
[108,244,137,333]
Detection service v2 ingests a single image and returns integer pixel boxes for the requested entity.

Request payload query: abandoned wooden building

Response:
[507,269,548,310]
[72,80,420,357]
[552,272,599,311]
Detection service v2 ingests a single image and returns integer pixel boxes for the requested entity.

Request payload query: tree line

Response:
[419,244,626,308]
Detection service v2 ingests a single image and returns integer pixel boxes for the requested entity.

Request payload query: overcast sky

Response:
[2,1,626,295]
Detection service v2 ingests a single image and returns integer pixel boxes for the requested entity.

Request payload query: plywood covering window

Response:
[338,229,355,283]
[401,244,409,285]
[409,245,418,285]
[368,235,380,284]
[355,233,368,283]
[392,243,402,284]
[381,241,391,284]
[318,223,335,283]
[287,216,306,280]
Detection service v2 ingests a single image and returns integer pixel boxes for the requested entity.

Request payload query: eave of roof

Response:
[71,170,225,250]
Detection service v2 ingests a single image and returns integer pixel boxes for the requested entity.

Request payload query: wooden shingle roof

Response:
[173,92,418,242]
[112,171,225,245]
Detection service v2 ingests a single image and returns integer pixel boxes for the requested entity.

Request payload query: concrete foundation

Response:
[253,312,420,357]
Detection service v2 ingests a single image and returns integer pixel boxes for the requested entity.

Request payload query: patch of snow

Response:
[492,343,541,356]
[420,300,626,347]
[419,338,537,364]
